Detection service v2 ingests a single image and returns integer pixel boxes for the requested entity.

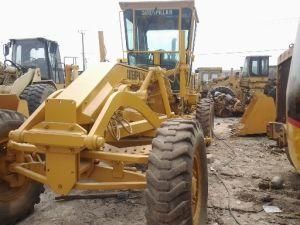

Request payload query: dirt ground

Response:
[19,117,300,225]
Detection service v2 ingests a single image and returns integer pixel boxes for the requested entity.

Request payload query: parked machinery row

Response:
[197,55,276,135]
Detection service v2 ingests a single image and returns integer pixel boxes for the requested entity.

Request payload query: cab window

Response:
[251,60,259,75]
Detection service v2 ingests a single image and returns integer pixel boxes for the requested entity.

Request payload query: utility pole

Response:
[98,31,107,62]
[78,30,86,70]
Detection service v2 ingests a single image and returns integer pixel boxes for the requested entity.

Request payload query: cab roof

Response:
[9,38,57,45]
[278,46,293,65]
[119,0,198,22]
[119,0,195,9]
[245,55,270,59]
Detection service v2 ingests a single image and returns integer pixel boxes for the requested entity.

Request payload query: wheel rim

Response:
[192,151,202,223]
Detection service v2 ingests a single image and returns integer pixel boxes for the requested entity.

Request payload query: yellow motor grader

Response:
[0,38,78,116]
[0,1,213,225]
[208,55,276,135]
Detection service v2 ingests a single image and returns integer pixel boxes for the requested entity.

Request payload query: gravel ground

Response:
[19,118,300,225]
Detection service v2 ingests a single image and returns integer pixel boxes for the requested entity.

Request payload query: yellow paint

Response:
[46,151,78,194]
[287,122,300,172]
[237,92,276,135]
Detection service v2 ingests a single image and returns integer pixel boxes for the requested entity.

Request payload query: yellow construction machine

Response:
[0,38,78,116]
[0,1,213,225]
[194,67,223,97]
[235,55,276,135]
[208,55,276,135]
[267,24,300,172]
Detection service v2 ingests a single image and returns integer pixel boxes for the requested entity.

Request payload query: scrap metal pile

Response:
[209,86,244,117]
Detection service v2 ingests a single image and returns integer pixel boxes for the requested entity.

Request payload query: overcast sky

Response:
[1,0,299,70]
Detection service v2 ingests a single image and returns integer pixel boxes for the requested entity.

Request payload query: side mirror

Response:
[3,44,9,56]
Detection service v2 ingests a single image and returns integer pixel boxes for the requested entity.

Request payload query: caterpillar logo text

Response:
[127,70,145,82]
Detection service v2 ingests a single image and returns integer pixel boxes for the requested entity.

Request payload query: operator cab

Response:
[3,38,65,84]
[119,0,198,70]
[287,32,300,125]
[242,56,269,77]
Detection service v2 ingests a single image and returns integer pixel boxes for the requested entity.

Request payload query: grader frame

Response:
[1,1,210,224]
[8,64,174,194]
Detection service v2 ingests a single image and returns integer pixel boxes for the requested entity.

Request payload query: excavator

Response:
[209,55,276,135]
[0,38,78,116]
[0,1,213,225]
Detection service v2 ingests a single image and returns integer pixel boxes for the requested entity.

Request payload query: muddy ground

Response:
[19,118,300,225]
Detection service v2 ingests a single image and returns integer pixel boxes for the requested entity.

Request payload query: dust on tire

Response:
[145,119,208,225]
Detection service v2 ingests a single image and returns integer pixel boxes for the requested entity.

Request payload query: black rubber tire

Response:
[209,86,235,97]
[196,98,214,142]
[0,109,25,140]
[145,119,208,225]
[0,109,44,225]
[20,83,56,115]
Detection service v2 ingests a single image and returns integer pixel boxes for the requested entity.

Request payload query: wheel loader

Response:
[0,1,213,225]
[267,23,300,172]
[0,38,78,116]
[207,55,276,135]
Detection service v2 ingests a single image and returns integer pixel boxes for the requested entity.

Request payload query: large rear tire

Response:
[0,109,44,225]
[196,98,214,144]
[20,83,56,115]
[145,119,208,225]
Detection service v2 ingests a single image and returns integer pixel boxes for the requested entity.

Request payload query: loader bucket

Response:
[236,92,276,136]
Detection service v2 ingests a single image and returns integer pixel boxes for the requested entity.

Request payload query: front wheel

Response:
[0,180,44,225]
[145,119,208,225]
[0,109,44,225]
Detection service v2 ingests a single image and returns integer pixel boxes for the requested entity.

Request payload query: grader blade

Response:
[236,92,276,136]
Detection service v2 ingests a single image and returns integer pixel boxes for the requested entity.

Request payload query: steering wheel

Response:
[4,59,26,72]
